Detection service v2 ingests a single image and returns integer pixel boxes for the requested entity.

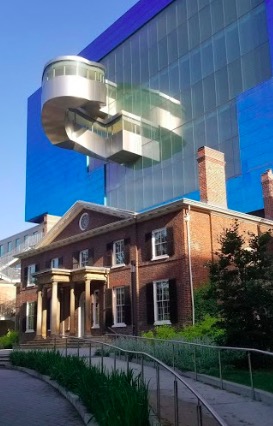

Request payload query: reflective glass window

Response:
[215,66,229,105]
[177,24,189,56]
[211,0,224,34]
[203,74,216,112]
[201,40,214,78]
[199,5,212,42]
[188,14,200,49]
[167,30,178,64]
[223,0,237,26]
[225,24,240,63]
[213,33,227,71]
[190,50,202,85]
[228,58,243,99]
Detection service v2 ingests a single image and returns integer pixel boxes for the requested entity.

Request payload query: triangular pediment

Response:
[37,201,135,248]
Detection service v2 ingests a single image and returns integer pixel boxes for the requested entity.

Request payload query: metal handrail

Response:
[19,336,228,426]
[106,334,273,399]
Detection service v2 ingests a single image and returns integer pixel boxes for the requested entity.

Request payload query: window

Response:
[27,264,36,286]
[113,287,126,326]
[15,238,20,248]
[79,249,89,267]
[153,280,171,325]
[0,245,4,257]
[50,258,59,268]
[92,290,100,328]
[26,302,36,332]
[152,228,168,259]
[113,240,125,266]
[7,241,12,252]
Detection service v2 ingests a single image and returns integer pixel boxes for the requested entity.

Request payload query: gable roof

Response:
[36,200,135,249]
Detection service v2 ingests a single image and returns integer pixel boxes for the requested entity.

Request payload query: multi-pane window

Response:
[79,249,89,267]
[113,240,125,265]
[113,287,125,325]
[92,290,100,328]
[50,258,59,268]
[152,228,168,258]
[7,242,12,252]
[0,245,4,257]
[26,302,36,332]
[15,238,20,248]
[153,280,170,324]
[27,264,36,286]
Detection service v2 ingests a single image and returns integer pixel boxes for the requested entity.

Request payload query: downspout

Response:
[184,205,195,325]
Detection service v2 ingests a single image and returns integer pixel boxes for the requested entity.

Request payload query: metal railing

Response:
[18,337,227,426]
[106,334,273,400]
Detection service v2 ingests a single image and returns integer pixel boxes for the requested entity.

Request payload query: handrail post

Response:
[174,378,178,426]
[54,337,56,352]
[101,343,104,374]
[172,343,175,370]
[197,400,203,426]
[127,353,129,374]
[77,339,80,358]
[218,349,223,389]
[114,348,117,372]
[248,351,255,400]
[141,353,144,381]
[65,338,68,357]
[193,346,197,380]
[156,363,161,421]
[89,341,92,368]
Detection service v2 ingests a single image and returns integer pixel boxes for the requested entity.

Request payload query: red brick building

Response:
[17,147,273,341]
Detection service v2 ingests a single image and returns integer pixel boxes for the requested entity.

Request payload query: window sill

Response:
[151,255,169,261]
[111,263,126,269]
[25,330,35,333]
[26,284,36,288]
[154,320,171,326]
[91,325,100,329]
[112,323,127,328]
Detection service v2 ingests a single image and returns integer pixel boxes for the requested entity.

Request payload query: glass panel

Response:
[201,40,214,78]
[228,58,242,99]
[223,0,237,26]
[188,14,200,49]
[225,23,240,63]
[213,33,227,71]
[203,74,216,112]
[199,5,212,42]
[211,0,224,34]
[215,66,229,106]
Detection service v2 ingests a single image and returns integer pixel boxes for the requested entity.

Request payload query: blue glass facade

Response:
[26,0,273,221]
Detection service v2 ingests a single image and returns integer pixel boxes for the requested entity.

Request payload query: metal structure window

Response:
[113,240,125,265]
[50,258,59,268]
[113,287,125,325]
[26,302,36,332]
[153,280,170,325]
[27,264,36,286]
[152,228,168,258]
[79,249,89,267]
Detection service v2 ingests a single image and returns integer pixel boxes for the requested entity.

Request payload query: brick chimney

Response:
[197,146,227,208]
[261,169,273,220]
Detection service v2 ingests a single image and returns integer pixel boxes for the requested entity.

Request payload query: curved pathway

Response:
[0,368,84,426]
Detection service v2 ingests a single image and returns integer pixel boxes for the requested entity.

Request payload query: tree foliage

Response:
[209,220,273,349]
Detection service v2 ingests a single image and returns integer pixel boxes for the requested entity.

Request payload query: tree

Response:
[209,220,273,350]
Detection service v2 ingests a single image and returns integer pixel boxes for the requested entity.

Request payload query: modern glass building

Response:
[26,0,273,222]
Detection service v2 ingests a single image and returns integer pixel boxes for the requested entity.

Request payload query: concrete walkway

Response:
[0,367,84,426]
[85,354,273,426]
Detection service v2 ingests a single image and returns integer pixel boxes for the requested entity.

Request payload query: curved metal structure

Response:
[41,56,144,163]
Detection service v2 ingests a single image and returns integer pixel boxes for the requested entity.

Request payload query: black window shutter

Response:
[105,288,113,327]
[104,243,113,267]
[167,227,174,256]
[169,279,178,324]
[21,303,27,332]
[23,267,28,287]
[124,286,131,325]
[45,260,51,269]
[145,232,152,261]
[58,257,64,267]
[146,282,154,325]
[124,238,130,265]
[88,248,94,266]
[72,252,79,269]
[35,264,40,272]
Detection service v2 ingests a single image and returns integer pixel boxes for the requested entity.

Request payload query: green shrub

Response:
[0,330,19,349]
[10,350,149,426]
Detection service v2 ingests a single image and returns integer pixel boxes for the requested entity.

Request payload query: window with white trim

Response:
[50,258,59,268]
[27,264,36,286]
[113,240,125,266]
[92,290,100,328]
[152,228,168,259]
[26,301,36,332]
[79,249,89,267]
[153,280,171,325]
[113,287,125,326]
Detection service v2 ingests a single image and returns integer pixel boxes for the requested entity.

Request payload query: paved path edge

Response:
[6,365,97,426]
